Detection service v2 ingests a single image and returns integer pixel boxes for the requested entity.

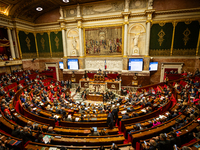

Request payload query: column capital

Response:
[145,9,155,14]
[121,12,130,17]
[60,28,66,31]
[75,17,83,21]
[146,20,152,23]
[6,27,12,30]
[77,20,83,29]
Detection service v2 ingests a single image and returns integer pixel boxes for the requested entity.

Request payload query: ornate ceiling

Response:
[0,0,104,22]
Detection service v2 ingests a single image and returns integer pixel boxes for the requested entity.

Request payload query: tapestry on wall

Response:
[85,26,123,56]
[149,22,173,56]
[173,21,199,56]
[36,32,51,58]
[18,31,37,58]
[50,31,63,57]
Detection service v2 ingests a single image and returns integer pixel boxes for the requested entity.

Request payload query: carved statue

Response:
[124,0,130,12]
[133,33,140,47]
[59,6,64,18]
[72,37,77,50]
[148,0,154,9]
[77,4,81,17]
[132,32,141,55]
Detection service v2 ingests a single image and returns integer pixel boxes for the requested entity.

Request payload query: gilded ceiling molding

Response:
[154,7,200,16]
[152,18,200,24]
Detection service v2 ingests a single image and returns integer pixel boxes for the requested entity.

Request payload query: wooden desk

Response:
[25,142,132,150]
[86,94,103,101]
[79,79,121,91]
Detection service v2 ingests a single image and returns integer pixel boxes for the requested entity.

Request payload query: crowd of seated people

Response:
[139,75,200,150]
[0,68,199,149]
[0,54,10,61]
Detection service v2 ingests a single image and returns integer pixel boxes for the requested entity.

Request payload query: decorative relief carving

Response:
[130,0,148,10]
[183,28,191,46]
[85,59,122,70]
[82,1,124,16]
[55,36,59,49]
[158,29,165,46]
[25,37,31,50]
[41,38,45,50]
[128,23,146,55]
[67,29,79,56]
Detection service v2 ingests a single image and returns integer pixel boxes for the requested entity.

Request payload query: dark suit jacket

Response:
[170,136,181,147]
[157,140,173,150]
[20,131,33,143]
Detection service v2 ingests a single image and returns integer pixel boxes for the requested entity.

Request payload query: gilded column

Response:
[170,21,177,56]
[77,4,84,57]
[12,29,19,59]
[145,21,151,56]
[33,33,39,58]
[47,32,52,57]
[7,28,16,59]
[145,10,154,56]
[123,0,130,57]
[78,21,83,57]
[61,28,67,58]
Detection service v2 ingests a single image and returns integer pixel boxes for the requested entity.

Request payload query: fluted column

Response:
[12,29,19,59]
[78,21,83,57]
[77,4,84,57]
[62,29,67,58]
[145,10,154,56]
[7,28,16,59]
[145,21,151,56]
[122,0,130,57]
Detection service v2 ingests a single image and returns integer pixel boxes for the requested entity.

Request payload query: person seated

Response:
[11,125,21,138]
[27,121,33,129]
[110,143,120,150]
[169,131,181,148]
[189,86,197,94]
[20,126,33,144]
[182,70,187,76]
[88,128,100,136]
[143,139,158,150]
[35,134,44,143]
[47,126,56,134]
[193,126,200,139]
[195,68,200,76]
[122,113,129,120]
[194,81,199,88]
[153,133,172,150]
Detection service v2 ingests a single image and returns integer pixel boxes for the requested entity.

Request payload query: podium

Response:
[94,74,105,81]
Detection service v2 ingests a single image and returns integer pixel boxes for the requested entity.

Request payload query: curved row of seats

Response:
[0,70,199,149]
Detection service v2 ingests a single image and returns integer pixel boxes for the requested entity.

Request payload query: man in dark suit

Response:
[20,126,33,144]
[169,131,181,148]
[11,125,21,138]
[112,107,119,125]
[144,139,158,150]
[156,133,173,150]
[107,111,114,129]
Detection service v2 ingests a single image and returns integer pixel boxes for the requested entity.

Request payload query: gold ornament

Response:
[158,29,165,46]
[55,36,59,49]
[183,28,191,46]
[41,38,45,50]
[25,37,31,50]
